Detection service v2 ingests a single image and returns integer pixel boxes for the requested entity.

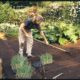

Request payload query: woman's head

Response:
[34,14,44,24]
[27,6,37,17]
[29,7,37,13]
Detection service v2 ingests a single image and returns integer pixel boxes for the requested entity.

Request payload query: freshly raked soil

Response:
[0,38,80,79]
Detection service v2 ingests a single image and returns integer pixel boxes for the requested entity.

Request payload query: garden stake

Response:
[52,73,63,79]
[28,56,46,79]
[0,58,3,79]
[40,65,46,79]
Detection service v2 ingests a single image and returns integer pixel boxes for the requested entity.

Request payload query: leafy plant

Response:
[11,54,34,79]
[0,2,16,23]
[62,23,78,43]
[0,23,18,38]
[59,37,68,45]
[32,29,43,40]
[40,53,53,65]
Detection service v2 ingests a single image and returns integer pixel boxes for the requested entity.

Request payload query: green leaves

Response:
[32,21,79,45]
[46,33,58,43]
[0,2,27,24]
[0,2,15,23]
[32,29,43,40]
[63,23,78,43]
[59,37,68,45]
[0,23,18,37]
[70,35,78,43]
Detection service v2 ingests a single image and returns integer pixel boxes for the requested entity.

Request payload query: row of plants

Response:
[0,20,80,45]
[0,21,79,45]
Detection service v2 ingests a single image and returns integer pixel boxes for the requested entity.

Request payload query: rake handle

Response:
[23,35,70,53]
[34,38,67,52]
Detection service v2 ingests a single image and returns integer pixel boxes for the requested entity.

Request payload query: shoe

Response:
[27,55,35,58]
[27,55,34,58]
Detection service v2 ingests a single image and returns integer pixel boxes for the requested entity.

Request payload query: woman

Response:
[18,6,49,58]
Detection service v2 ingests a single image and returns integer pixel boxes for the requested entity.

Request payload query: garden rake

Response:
[26,36,72,54]
[33,38,72,54]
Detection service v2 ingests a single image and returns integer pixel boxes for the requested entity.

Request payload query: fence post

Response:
[0,58,3,79]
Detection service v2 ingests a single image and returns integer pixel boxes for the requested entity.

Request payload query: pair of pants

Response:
[18,27,33,56]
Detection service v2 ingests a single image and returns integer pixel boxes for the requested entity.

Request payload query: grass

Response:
[40,53,53,65]
[11,54,34,79]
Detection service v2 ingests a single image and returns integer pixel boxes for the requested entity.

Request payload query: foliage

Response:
[32,29,43,40]
[0,23,18,38]
[11,54,34,79]
[0,2,27,24]
[59,37,68,45]
[45,21,79,45]
[0,2,16,23]
[40,53,53,65]
[0,1,80,45]
[32,21,79,45]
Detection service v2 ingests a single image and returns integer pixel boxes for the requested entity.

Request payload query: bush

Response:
[0,2,27,24]
[0,2,16,23]
[44,21,79,45]
[32,21,79,45]
[0,23,19,38]
[47,21,78,44]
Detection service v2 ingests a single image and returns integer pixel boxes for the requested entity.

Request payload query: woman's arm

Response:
[40,31,49,45]
[20,23,29,37]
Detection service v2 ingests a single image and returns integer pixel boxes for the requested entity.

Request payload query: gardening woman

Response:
[18,5,49,58]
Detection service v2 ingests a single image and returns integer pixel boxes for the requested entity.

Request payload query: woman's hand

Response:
[40,31,49,45]
[20,23,30,38]
[45,40,49,45]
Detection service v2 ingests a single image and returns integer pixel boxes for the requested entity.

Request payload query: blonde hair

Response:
[27,6,38,17]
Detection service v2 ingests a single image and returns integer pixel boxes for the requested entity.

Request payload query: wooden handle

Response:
[34,39,67,52]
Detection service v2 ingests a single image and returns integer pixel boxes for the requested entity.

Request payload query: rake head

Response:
[65,51,72,56]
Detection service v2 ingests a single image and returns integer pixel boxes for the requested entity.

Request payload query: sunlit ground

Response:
[0,32,7,40]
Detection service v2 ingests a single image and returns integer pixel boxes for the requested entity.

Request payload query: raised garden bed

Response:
[0,38,80,79]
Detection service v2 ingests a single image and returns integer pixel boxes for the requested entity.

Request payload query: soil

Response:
[0,38,80,79]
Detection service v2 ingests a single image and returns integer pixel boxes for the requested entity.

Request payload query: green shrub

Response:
[44,21,79,45]
[0,2,15,23]
[0,2,27,24]
[0,23,18,37]
[32,21,79,45]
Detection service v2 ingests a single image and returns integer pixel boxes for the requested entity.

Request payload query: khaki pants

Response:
[18,27,33,56]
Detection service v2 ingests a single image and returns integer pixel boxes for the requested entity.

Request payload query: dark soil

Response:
[0,38,80,79]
